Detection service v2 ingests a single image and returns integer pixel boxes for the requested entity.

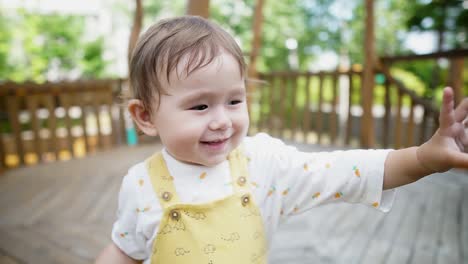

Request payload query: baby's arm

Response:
[383,87,468,189]
[95,243,141,264]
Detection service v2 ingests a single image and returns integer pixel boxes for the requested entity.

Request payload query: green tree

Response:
[406,0,467,50]
[0,8,12,79]
[0,10,108,82]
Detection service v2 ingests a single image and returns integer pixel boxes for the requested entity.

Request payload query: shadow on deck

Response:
[0,142,467,264]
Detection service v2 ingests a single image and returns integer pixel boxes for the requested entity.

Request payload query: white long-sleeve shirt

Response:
[112,133,395,261]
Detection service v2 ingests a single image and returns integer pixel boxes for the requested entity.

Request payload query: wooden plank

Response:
[338,208,386,262]
[302,73,311,143]
[84,173,121,223]
[385,190,426,264]
[24,172,84,225]
[383,78,391,148]
[345,72,354,145]
[0,225,89,264]
[419,108,428,145]
[60,166,115,221]
[0,95,7,170]
[360,190,410,264]
[410,186,444,263]
[406,99,415,147]
[44,94,59,159]
[268,75,278,135]
[117,79,127,145]
[6,96,24,165]
[394,91,403,149]
[105,88,117,147]
[257,77,267,132]
[78,90,90,153]
[437,188,463,264]
[462,186,468,263]
[330,72,338,144]
[25,95,42,162]
[317,73,324,144]
[0,254,20,264]
[279,77,287,138]
[34,220,105,261]
[290,76,298,140]
[93,89,103,149]
[58,93,74,157]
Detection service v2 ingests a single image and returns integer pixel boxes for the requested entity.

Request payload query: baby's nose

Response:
[209,108,231,130]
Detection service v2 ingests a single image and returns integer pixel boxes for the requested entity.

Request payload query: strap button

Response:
[237,176,247,186]
[170,210,180,220]
[241,194,250,206]
[162,191,172,201]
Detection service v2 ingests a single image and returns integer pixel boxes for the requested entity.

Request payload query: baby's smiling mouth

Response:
[200,138,228,145]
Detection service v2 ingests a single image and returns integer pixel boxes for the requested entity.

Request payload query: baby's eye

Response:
[229,100,242,105]
[189,104,208,111]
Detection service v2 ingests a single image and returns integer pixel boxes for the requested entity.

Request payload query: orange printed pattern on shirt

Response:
[199,172,207,180]
[353,166,361,177]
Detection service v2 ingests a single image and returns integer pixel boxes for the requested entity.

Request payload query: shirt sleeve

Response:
[249,133,395,220]
[111,170,148,260]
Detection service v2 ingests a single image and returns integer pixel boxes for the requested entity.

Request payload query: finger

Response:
[439,87,455,130]
[458,124,468,147]
[454,97,468,123]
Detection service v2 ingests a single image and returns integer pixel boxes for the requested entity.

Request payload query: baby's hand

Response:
[416,87,468,173]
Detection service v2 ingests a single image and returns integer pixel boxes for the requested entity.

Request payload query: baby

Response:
[95,16,468,264]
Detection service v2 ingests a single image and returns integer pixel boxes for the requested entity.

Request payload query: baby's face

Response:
[151,52,249,166]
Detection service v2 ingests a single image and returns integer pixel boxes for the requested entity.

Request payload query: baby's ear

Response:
[127,99,158,136]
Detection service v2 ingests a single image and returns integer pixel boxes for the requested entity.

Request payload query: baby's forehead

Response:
[162,51,239,86]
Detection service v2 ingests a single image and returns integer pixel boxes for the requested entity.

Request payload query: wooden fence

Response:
[254,69,440,149]
[0,79,130,171]
[1,49,465,171]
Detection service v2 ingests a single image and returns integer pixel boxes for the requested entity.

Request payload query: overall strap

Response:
[147,147,251,209]
[227,146,251,193]
[146,152,181,209]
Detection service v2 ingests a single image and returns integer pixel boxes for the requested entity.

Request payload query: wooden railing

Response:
[254,68,440,148]
[0,79,130,170]
[1,50,464,171]
[378,66,439,149]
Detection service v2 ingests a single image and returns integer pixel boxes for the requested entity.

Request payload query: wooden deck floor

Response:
[0,143,467,264]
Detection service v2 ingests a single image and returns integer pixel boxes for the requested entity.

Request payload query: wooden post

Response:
[361,0,375,148]
[448,57,464,105]
[186,0,210,18]
[128,0,143,66]
[247,0,265,124]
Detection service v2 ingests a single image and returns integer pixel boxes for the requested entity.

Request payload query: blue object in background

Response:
[126,127,138,146]
[124,110,138,146]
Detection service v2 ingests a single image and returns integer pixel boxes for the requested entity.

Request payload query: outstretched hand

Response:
[417,87,468,173]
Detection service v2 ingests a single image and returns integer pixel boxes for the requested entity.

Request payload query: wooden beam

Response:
[381,49,468,63]
[186,0,210,18]
[361,0,375,148]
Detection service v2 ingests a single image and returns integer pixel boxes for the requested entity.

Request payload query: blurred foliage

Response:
[406,0,467,49]
[0,0,466,102]
[0,9,12,79]
[0,9,107,82]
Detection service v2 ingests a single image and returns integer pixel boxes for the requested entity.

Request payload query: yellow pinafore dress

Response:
[146,147,267,264]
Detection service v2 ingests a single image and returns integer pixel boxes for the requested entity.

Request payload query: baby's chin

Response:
[172,154,228,167]
[195,155,229,167]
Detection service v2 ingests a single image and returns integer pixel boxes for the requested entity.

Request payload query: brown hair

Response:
[129,15,246,112]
